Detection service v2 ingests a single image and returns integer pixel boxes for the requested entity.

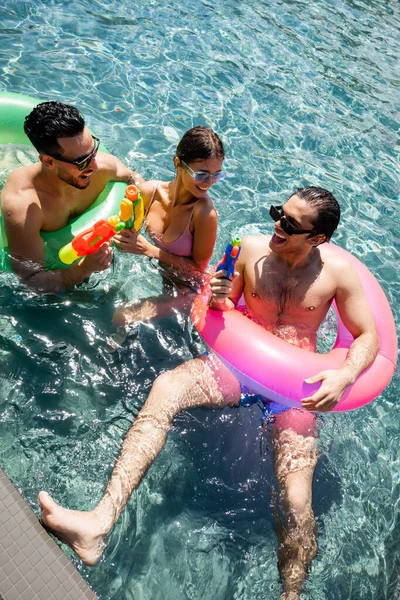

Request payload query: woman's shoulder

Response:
[137,179,161,196]
[138,179,169,207]
[193,196,218,224]
[193,194,217,218]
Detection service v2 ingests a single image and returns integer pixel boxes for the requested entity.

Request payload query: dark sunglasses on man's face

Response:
[269,205,318,236]
[50,135,100,171]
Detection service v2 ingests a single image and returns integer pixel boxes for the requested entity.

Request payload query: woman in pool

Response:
[111,126,225,330]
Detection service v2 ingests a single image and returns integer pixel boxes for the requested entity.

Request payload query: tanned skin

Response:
[1,125,139,293]
[38,195,378,599]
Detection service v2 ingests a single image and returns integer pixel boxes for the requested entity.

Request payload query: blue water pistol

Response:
[216,237,242,279]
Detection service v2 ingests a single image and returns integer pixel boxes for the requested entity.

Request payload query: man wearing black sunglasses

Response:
[39,186,378,600]
[1,101,139,292]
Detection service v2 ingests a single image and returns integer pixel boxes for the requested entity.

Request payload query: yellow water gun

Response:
[58,184,144,265]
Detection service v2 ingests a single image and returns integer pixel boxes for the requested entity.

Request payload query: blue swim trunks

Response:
[239,384,290,426]
[202,351,291,425]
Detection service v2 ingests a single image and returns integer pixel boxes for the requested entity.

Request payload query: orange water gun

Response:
[58,185,144,265]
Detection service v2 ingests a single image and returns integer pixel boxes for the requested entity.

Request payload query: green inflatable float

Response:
[0,91,127,272]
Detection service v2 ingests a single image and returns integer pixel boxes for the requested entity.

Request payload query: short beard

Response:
[58,170,92,190]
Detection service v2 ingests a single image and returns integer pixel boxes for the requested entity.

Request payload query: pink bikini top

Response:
[145,184,194,258]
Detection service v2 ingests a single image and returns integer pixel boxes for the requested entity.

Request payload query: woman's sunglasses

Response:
[49,135,100,171]
[269,205,318,236]
[181,159,227,183]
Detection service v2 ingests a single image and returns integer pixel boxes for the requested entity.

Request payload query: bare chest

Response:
[40,184,105,232]
[244,264,335,327]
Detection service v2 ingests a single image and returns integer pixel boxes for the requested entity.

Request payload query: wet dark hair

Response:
[295,186,341,241]
[175,126,225,164]
[24,101,85,155]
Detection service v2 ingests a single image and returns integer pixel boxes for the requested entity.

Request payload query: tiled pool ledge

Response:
[0,468,97,600]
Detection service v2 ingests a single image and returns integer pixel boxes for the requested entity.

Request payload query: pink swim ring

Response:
[192,243,397,412]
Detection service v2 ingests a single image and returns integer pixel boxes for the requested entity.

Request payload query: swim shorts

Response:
[202,351,292,426]
[239,384,290,426]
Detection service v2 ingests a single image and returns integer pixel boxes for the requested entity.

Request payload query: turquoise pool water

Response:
[0,0,399,598]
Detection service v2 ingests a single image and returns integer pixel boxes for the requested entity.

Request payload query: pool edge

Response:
[0,468,98,600]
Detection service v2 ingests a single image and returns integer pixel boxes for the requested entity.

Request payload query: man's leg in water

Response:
[108,292,195,349]
[39,355,240,566]
[112,289,195,328]
[271,409,319,600]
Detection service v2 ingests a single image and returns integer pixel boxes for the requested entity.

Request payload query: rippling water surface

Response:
[0,1,399,599]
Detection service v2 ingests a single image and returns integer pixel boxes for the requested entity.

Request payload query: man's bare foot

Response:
[39,491,106,566]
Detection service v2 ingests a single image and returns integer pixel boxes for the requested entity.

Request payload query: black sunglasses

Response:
[269,205,318,236]
[50,135,100,171]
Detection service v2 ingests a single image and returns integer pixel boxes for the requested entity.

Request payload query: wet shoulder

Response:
[139,179,162,194]
[319,243,358,282]
[3,163,39,190]
[138,179,164,206]
[1,187,41,229]
[1,164,40,211]
[241,235,271,257]
[193,194,216,219]
[236,236,271,275]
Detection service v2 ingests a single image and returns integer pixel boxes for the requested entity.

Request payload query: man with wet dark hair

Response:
[295,186,341,242]
[1,101,139,292]
[39,186,379,599]
[24,101,86,157]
